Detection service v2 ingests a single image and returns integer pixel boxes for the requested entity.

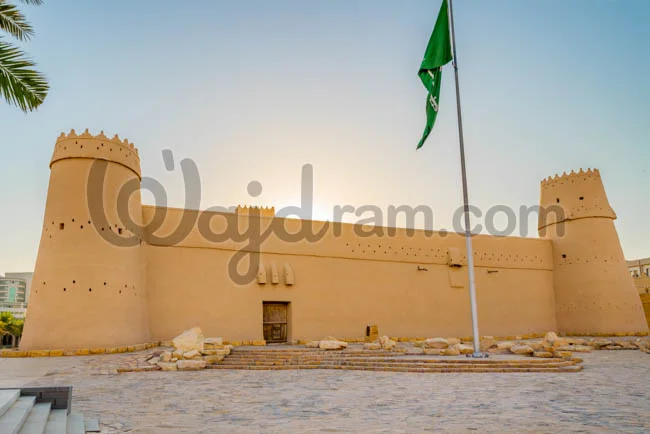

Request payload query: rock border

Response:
[5,331,648,359]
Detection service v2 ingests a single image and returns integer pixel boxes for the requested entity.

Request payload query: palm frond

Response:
[0,1,34,41]
[0,39,48,112]
[18,0,44,5]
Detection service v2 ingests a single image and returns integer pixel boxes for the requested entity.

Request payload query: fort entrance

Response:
[263,302,289,343]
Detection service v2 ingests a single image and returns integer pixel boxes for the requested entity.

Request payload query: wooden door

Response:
[263,302,288,343]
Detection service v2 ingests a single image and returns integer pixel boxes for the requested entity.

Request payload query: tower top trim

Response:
[541,168,600,187]
[50,129,141,178]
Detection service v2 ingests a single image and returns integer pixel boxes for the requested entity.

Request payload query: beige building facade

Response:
[18,130,649,351]
[0,275,28,319]
[627,258,650,290]
[627,258,650,328]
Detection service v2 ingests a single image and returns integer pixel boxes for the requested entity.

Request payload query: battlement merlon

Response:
[50,129,141,179]
[540,168,601,188]
[236,205,276,217]
[538,167,616,231]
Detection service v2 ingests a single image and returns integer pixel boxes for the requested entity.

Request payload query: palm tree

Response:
[0,0,49,112]
[0,312,24,347]
[10,317,23,337]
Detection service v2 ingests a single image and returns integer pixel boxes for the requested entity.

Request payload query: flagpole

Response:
[446,0,485,357]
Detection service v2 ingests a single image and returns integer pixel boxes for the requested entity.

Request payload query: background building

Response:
[627,258,650,294]
[627,258,650,329]
[0,272,32,318]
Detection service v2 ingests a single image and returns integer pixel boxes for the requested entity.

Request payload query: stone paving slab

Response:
[0,351,648,432]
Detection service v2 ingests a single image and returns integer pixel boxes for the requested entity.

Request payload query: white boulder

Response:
[424,338,449,349]
[379,336,397,351]
[177,360,207,371]
[319,340,348,350]
[510,344,534,355]
[172,327,205,353]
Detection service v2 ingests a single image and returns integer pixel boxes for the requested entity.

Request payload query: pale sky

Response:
[1,0,649,273]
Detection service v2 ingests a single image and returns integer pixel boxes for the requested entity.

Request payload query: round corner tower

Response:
[538,168,648,334]
[20,129,151,350]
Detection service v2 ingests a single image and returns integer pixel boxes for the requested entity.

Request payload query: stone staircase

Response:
[207,347,583,373]
[0,388,98,433]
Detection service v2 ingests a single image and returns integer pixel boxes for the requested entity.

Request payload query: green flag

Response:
[417,0,453,149]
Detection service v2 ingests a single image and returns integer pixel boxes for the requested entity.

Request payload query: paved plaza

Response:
[1,350,649,433]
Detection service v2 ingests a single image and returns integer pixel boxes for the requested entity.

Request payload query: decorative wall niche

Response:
[257,263,267,285]
[448,268,465,289]
[447,247,462,267]
[284,263,295,286]
[270,263,280,285]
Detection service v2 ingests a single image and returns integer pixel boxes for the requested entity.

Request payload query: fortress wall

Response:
[145,245,555,341]
[144,207,557,341]
[22,129,649,350]
[141,206,553,270]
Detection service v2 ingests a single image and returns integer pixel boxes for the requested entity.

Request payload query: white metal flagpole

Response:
[446,0,486,357]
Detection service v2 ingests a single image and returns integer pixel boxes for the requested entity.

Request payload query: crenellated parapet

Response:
[51,129,141,178]
[538,168,616,230]
[236,205,276,217]
[541,168,604,187]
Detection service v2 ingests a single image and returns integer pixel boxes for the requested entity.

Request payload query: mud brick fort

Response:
[19,130,649,350]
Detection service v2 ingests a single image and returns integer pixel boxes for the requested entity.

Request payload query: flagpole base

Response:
[467,352,489,358]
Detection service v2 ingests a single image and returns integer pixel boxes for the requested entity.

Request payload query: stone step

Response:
[220,348,582,374]
[214,346,582,373]
[231,348,328,352]
[226,352,570,360]
[222,356,575,366]
[233,348,395,352]
[223,356,400,362]
[225,353,400,359]
[230,350,562,359]
[212,346,584,374]
[0,388,93,434]
[0,396,36,434]
[218,359,575,368]
[66,413,85,434]
[43,409,67,434]
[207,364,583,373]
[219,357,575,365]
[19,401,52,434]
[232,349,355,352]
[230,351,394,357]
[83,418,100,433]
[0,390,20,418]
[218,363,583,371]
